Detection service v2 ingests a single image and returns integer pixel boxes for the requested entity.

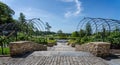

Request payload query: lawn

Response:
[0,47,10,55]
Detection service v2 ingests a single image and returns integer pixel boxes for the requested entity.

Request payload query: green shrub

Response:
[30,37,47,45]
[0,47,10,55]
[47,37,56,45]
[108,31,120,44]
[17,32,28,40]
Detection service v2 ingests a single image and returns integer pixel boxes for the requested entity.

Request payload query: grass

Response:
[0,47,10,55]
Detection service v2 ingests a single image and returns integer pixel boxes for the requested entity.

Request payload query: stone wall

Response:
[75,42,110,57]
[9,41,47,57]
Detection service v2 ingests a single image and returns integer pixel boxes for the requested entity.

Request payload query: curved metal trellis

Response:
[0,18,46,55]
[77,17,120,42]
[26,18,46,31]
[77,17,120,33]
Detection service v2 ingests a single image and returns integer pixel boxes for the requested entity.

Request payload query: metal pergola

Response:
[76,17,120,42]
[0,18,46,55]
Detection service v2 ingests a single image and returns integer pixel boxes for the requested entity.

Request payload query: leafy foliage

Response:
[45,22,52,32]
[0,1,15,24]
[47,37,56,45]
[57,30,67,39]
[18,13,26,23]
[85,22,92,36]
[0,47,10,55]
[71,31,79,37]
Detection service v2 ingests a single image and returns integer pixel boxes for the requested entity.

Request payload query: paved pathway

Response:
[0,41,109,65]
[47,42,75,51]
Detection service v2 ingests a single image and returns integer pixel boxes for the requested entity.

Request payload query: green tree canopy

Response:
[85,22,92,36]
[0,1,15,24]
[71,31,79,37]
[57,30,63,34]
[79,29,86,37]
[18,12,26,24]
[45,22,51,32]
[57,30,66,38]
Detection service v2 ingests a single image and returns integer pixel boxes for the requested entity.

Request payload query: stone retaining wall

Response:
[9,41,47,57]
[75,42,110,57]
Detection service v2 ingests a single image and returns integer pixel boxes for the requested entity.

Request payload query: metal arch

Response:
[77,17,120,33]
[30,18,46,30]
[38,19,46,30]
[107,20,120,31]
[92,19,108,32]
[91,18,112,33]
[76,17,86,31]
[109,19,120,25]
[83,18,97,33]
[29,20,43,31]
[0,18,47,37]
[76,17,92,31]
[79,17,93,31]
[88,18,109,33]
[91,18,98,33]
[36,19,46,31]
[26,18,46,31]
[98,18,120,32]
[100,19,111,34]
[26,19,41,31]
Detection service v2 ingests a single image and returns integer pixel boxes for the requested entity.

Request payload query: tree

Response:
[0,1,15,24]
[57,30,63,34]
[79,29,86,37]
[114,26,120,32]
[18,13,27,32]
[18,12,26,24]
[85,22,92,36]
[57,30,66,38]
[101,25,106,41]
[71,31,79,37]
[57,30,63,37]
[45,22,51,32]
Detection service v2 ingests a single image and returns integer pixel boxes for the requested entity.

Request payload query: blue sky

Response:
[0,0,120,33]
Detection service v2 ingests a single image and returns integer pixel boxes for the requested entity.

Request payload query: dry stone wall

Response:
[75,42,110,57]
[9,41,47,57]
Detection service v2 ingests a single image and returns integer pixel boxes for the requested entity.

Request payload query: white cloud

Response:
[65,11,71,18]
[61,0,83,18]
[74,0,82,15]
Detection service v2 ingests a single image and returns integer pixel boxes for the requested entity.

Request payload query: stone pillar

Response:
[9,41,47,57]
[75,42,110,57]
[9,41,31,56]
[90,42,110,57]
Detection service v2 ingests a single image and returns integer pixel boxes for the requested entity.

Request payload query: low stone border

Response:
[9,41,47,57]
[75,42,110,57]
